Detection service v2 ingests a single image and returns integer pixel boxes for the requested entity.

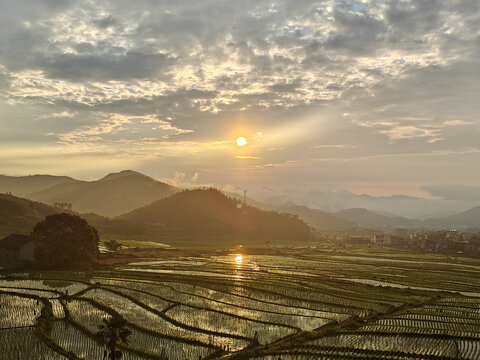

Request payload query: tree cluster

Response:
[32,213,99,269]
[53,202,72,211]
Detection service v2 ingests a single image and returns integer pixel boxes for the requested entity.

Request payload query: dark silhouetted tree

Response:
[96,316,131,360]
[32,213,99,269]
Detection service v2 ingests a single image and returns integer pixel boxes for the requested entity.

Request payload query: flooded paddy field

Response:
[1,248,480,359]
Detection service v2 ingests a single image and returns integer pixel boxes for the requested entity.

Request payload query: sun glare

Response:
[236,137,247,146]
[235,255,243,264]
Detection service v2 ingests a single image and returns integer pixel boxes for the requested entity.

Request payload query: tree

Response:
[53,202,72,211]
[105,239,121,252]
[96,316,131,360]
[32,213,99,269]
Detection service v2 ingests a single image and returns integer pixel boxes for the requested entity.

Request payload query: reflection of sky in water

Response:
[124,255,334,280]
[121,254,480,298]
[127,259,207,266]
[123,268,242,278]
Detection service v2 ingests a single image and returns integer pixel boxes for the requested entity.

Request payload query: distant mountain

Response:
[249,188,475,219]
[0,193,57,236]
[232,191,420,230]
[4,185,479,247]
[273,204,357,230]
[28,170,179,217]
[424,206,480,229]
[99,170,141,182]
[0,174,76,196]
[334,208,422,229]
[118,188,313,244]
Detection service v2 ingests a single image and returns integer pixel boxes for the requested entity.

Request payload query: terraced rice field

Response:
[1,248,480,359]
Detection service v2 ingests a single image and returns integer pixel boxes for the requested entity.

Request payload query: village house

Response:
[0,234,36,261]
[373,234,387,246]
[390,235,410,248]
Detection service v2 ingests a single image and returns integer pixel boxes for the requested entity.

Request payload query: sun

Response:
[236,137,248,146]
[235,255,243,264]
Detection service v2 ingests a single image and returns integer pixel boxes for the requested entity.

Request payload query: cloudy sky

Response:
[1,0,480,200]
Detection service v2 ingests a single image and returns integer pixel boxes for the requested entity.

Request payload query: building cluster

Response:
[408,230,480,256]
[346,229,480,257]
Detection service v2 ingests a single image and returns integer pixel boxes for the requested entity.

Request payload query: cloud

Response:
[310,144,356,149]
[169,171,203,188]
[422,184,480,201]
[0,65,11,89]
[42,51,176,82]
[235,155,260,160]
[0,0,480,200]
[378,126,443,142]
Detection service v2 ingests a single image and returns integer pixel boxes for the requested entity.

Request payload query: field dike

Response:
[214,294,461,360]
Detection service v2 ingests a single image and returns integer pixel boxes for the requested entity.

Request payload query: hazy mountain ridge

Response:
[27,170,180,217]
[0,174,77,196]
[2,170,480,232]
[239,192,477,230]
[272,204,358,230]
[2,171,474,220]
[246,201,422,230]
[423,206,480,229]
[334,208,422,229]
[248,188,476,219]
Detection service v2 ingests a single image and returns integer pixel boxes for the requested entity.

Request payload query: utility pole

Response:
[243,190,246,204]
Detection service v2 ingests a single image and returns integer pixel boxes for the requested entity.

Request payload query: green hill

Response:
[0,193,57,236]
[0,189,314,246]
[118,188,314,245]
[0,193,141,240]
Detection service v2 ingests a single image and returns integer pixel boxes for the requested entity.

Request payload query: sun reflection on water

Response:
[235,255,243,264]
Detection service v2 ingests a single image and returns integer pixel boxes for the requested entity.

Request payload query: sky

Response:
[1,0,480,202]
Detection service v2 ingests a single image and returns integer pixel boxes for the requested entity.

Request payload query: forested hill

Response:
[0,193,57,236]
[0,190,313,245]
[119,188,313,243]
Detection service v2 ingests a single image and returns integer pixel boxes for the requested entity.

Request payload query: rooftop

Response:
[0,234,34,248]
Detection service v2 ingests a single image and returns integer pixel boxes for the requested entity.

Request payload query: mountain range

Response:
[1,170,479,235]
[269,204,357,231]
[246,187,472,220]
[2,170,179,217]
[0,189,313,245]
[423,206,480,229]
[334,208,422,229]
[0,174,76,196]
